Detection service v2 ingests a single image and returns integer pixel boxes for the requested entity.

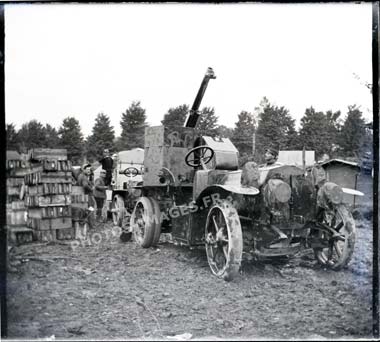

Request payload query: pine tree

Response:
[255,102,297,162]
[120,101,148,150]
[17,120,47,151]
[58,117,84,165]
[339,105,368,158]
[298,107,342,160]
[231,111,256,158]
[298,107,330,159]
[44,124,60,148]
[86,113,115,162]
[325,110,342,157]
[161,104,189,130]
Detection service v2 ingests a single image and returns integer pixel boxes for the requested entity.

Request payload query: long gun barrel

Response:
[184,67,216,128]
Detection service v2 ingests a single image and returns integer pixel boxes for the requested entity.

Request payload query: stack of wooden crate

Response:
[24,149,74,242]
[6,151,33,244]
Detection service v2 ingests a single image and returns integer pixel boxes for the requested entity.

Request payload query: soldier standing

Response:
[94,169,108,222]
[99,149,114,187]
[77,163,96,227]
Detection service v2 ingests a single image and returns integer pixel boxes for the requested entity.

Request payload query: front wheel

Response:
[131,197,160,248]
[150,198,162,246]
[313,204,356,270]
[205,199,243,281]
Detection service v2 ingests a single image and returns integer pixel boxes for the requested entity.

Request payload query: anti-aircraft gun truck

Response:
[128,67,358,281]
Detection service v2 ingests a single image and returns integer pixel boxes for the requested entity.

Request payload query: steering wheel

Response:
[123,167,139,178]
[185,145,215,169]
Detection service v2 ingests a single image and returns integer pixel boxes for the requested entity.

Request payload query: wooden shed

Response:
[320,159,361,206]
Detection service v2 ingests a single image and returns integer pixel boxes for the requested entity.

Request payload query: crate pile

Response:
[6,151,33,244]
[24,149,74,242]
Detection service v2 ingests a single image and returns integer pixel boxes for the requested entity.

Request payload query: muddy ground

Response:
[6,214,373,341]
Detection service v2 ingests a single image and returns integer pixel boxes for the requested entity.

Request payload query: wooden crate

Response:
[39,175,72,184]
[28,206,71,219]
[27,217,72,231]
[42,159,72,172]
[25,194,71,207]
[9,201,26,210]
[7,194,21,203]
[41,206,71,218]
[25,171,72,185]
[8,226,33,245]
[30,148,68,161]
[6,160,29,170]
[33,229,56,242]
[26,183,72,195]
[43,159,59,171]
[56,227,75,240]
[25,185,43,195]
[6,209,27,226]
[7,186,21,196]
[7,178,25,187]
[57,160,72,171]
[10,163,42,178]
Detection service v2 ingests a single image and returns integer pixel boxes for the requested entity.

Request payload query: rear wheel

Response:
[313,204,356,270]
[205,199,243,281]
[131,197,160,248]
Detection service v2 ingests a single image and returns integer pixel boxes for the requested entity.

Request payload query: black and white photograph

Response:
[2,2,377,340]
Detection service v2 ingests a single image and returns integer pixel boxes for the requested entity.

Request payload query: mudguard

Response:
[195,184,259,205]
[342,187,364,196]
[214,184,260,195]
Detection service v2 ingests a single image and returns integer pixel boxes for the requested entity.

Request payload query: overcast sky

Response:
[5,3,373,137]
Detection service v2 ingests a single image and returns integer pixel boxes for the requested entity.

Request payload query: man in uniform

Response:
[94,169,108,222]
[99,149,114,187]
[262,147,280,167]
[77,163,96,228]
[241,147,282,188]
[77,164,94,197]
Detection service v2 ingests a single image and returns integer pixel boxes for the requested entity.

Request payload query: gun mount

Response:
[184,67,216,128]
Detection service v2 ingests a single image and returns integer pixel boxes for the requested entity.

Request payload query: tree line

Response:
[6,97,372,166]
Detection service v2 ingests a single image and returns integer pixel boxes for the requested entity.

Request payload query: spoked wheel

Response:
[131,197,160,248]
[313,204,356,270]
[205,199,243,281]
[112,195,126,227]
